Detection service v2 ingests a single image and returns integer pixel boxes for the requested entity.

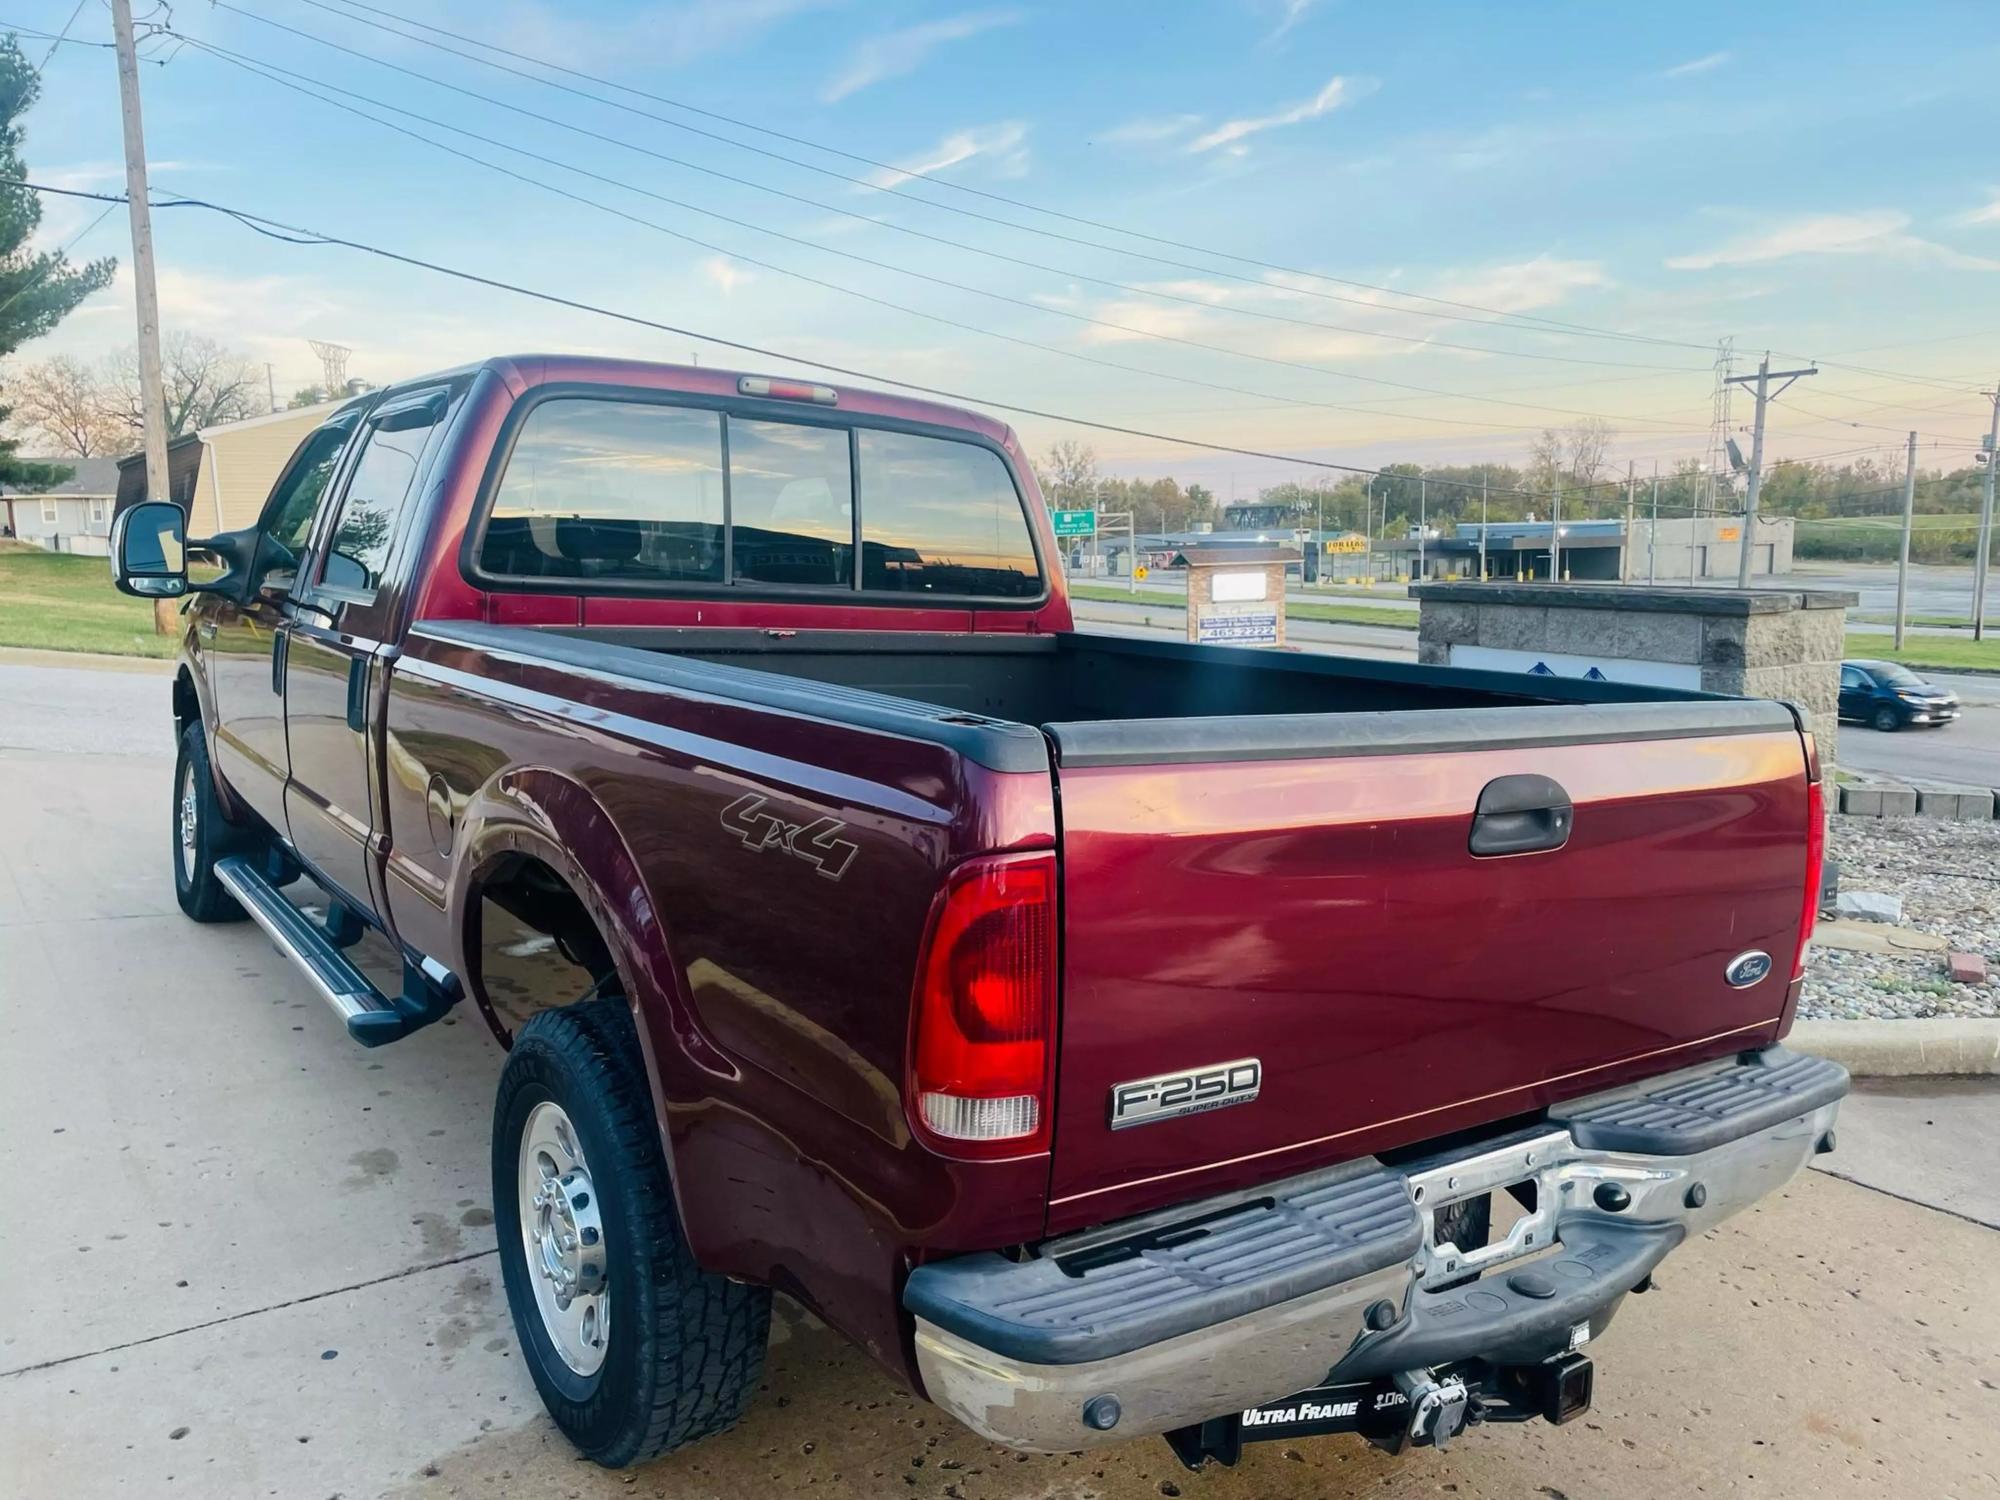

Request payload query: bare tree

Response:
[1528,418,1615,492]
[7,354,127,457]
[1035,439,1099,506]
[108,331,260,439]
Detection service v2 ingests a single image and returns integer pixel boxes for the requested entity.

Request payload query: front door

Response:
[1838,665,1870,721]
[204,416,358,831]
[283,391,447,911]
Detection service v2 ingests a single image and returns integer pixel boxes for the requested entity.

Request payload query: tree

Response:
[289,384,328,409]
[1035,439,1098,507]
[0,34,118,492]
[10,353,126,456]
[1527,418,1615,494]
[108,330,259,438]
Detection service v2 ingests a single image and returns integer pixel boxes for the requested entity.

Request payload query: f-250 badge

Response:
[720,794,860,881]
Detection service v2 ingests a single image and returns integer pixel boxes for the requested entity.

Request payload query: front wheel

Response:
[494,999,770,1468]
[172,722,248,922]
[1872,705,1902,733]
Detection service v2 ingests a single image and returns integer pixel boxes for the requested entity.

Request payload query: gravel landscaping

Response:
[1801,815,2000,1021]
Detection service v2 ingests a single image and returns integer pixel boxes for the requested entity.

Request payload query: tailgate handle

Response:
[1470,774,1573,857]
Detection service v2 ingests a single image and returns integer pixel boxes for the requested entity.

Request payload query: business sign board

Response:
[1448,644,1700,689]
[1211,569,1269,603]
[1051,509,1097,537]
[1197,603,1280,646]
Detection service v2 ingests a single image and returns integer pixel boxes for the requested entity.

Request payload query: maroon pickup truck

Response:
[112,355,1846,1471]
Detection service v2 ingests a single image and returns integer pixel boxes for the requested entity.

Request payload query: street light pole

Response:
[1895,430,1917,650]
[1418,472,1427,581]
[1550,486,1562,581]
[1648,461,1659,585]
[1976,380,2000,642]
[1479,473,1488,581]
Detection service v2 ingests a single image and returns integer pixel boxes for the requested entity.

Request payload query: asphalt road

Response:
[2,654,1997,1500]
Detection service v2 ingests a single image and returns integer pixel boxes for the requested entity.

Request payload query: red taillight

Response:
[1794,747,1826,981]
[909,852,1057,1158]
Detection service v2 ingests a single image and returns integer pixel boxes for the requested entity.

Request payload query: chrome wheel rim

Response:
[177,760,199,884]
[518,1100,609,1376]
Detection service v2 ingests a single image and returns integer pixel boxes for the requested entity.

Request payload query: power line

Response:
[182,13,1712,396]
[176,36,1713,440]
[269,0,1725,356]
[0,176,1715,503]
[0,198,118,317]
[31,0,90,74]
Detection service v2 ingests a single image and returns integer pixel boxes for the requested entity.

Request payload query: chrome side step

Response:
[215,855,459,1047]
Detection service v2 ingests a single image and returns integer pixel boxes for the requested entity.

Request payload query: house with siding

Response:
[3,457,123,556]
[114,402,340,536]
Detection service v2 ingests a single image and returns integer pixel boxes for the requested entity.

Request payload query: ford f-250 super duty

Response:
[112,354,1847,1472]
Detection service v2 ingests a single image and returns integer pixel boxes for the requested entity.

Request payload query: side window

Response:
[479,399,725,582]
[1841,667,1866,690]
[263,421,353,557]
[857,429,1040,597]
[316,401,441,598]
[729,418,854,588]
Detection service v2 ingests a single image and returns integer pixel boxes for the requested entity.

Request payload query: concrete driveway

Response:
[3,652,1997,1500]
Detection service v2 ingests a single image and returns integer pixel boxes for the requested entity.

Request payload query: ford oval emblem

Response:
[1724,950,1773,988]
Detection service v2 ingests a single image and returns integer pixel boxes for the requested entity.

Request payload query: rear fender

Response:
[451,767,734,1228]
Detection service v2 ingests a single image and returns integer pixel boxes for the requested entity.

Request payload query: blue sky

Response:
[15,0,2000,498]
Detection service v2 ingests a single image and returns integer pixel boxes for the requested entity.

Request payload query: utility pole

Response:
[1479,473,1489,581]
[1417,472,1427,581]
[1895,430,1917,650]
[1976,380,2000,642]
[266,362,277,414]
[1726,352,1817,588]
[1623,461,1635,582]
[112,0,174,632]
[1363,474,1375,584]
[1648,461,1659,584]
[1550,486,1561,582]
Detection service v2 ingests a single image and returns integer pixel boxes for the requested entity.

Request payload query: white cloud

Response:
[1668,211,2000,272]
[1189,75,1364,154]
[1100,113,1203,145]
[1267,0,1318,43]
[1662,50,1732,78]
[821,10,1022,103]
[1962,188,2000,227]
[858,122,1030,190]
[700,256,751,296]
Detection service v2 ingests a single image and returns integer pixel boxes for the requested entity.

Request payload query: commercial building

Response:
[1381,516,1794,583]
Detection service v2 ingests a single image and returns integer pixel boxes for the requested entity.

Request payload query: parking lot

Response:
[3,653,1997,1500]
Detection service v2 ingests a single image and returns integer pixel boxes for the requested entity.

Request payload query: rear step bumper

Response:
[906,1046,1846,1453]
[214,855,458,1047]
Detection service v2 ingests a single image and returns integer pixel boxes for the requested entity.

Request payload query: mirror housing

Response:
[110,500,190,598]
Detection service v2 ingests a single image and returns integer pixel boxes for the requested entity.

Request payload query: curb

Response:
[1790,1018,2000,1077]
[0,645,176,676]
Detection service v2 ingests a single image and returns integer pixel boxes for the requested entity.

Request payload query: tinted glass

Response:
[858,430,1039,597]
[729,418,853,588]
[480,400,725,582]
[1870,663,1923,688]
[265,421,353,555]
[319,409,437,595]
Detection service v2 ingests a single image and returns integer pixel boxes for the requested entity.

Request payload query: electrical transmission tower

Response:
[1703,337,1735,518]
[307,339,352,398]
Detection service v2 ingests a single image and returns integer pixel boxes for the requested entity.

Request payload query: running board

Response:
[214,855,459,1047]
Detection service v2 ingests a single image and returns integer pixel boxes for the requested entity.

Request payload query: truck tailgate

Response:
[1042,700,1812,1232]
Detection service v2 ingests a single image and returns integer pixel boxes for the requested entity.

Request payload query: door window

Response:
[316,399,442,599]
[264,419,356,560]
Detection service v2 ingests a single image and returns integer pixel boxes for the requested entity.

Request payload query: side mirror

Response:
[110,500,189,598]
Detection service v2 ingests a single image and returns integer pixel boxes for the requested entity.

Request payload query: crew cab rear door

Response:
[1041,700,1814,1234]
[281,389,449,911]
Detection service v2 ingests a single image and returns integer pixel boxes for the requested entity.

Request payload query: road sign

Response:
[1051,508,1097,537]
[1135,565,1149,581]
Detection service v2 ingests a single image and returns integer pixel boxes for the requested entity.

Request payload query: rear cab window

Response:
[472,393,1043,604]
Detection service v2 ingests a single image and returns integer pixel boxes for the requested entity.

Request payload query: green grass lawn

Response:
[1850,611,1994,631]
[1845,632,2000,673]
[1067,582,1418,630]
[0,543,183,658]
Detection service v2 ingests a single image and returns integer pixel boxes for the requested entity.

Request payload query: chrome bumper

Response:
[910,1047,1845,1453]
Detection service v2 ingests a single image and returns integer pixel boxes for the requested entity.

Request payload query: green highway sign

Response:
[1050,508,1097,537]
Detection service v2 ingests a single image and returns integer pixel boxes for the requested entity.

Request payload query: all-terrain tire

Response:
[172,721,248,923]
[494,999,771,1468]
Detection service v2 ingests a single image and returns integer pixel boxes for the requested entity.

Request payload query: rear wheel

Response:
[172,723,248,922]
[1872,705,1901,733]
[494,999,770,1467]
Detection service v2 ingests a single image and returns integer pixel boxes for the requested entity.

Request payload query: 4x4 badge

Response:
[721,794,859,882]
